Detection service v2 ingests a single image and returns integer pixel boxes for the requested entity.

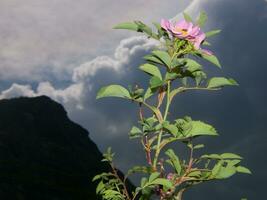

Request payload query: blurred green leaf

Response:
[165,149,182,175]
[207,77,238,89]
[149,172,160,182]
[183,12,193,22]
[149,178,173,189]
[184,120,218,137]
[198,51,221,68]
[97,85,131,99]
[139,64,162,80]
[113,22,139,31]
[236,166,252,174]
[221,153,242,159]
[197,11,207,27]
[149,76,163,89]
[144,55,165,65]
[206,29,221,38]
[162,121,178,135]
[201,154,222,160]
[152,50,172,68]
[129,126,142,139]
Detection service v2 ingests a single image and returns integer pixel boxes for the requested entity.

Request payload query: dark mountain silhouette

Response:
[0,96,115,199]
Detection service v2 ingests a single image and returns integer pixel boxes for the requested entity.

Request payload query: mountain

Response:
[0,96,111,199]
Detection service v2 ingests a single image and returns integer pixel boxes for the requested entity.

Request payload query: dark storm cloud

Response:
[176,0,267,199]
[74,0,267,199]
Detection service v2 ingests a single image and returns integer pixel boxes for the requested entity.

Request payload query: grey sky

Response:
[0,0,266,199]
[0,0,189,81]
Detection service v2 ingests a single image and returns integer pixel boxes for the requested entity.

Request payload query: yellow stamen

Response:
[175,27,188,36]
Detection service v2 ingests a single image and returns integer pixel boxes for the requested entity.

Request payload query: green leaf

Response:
[201,154,222,160]
[183,12,193,22]
[227,159,242,166]
[149,76,163,89]
[206,29,221,38]
[236,166,252,174]
[184,120,218,137]
[194,144,205,149]
[144,88,154,100]
[221,153,243,159]
[163,122,178,136]
[192,71,207,86]
[165,149,182,175]
[143,55,165,65]
[188,170,202,178]
[171,57,185,68]
[150,178,173,189]
[135,21,153,36]
[153,22,165,38]
[212,161,222,177]
[127,166,152,176]
[202,41,211,46]
[197,11,207,27]
[141,177,148,187]
[202,53,221,68]
[207,77,238,89]
[152,50,172,68]
[149,172,160,182]
[129,126,142,138]
[113,22,139,31]
[216,165,236,179]
[164,72,179,81]
[139,64,162,80]
[183,58,202,72]
[96,85,131,99]
[96,181,105,194]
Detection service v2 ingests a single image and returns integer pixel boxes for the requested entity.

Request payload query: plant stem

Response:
[175,189,185,200]
[153,81,171,169]
[110,163,131,200]
[163,81,171,120]
[153,129,163,169]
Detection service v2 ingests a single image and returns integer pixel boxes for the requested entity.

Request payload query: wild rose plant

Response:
[93,12,251,200]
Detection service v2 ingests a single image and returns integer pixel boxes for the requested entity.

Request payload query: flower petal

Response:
[161,19,171,31]
[190,25,201,37]
[175,19,189,29]
[194,32,206,49]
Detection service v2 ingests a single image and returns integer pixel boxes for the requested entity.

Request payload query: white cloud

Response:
[0,0,188,81]
[0,36,159,109]
[0,82,84,110]
[73,36,159,82]
[36,82,85,109]
[0,84,36,99]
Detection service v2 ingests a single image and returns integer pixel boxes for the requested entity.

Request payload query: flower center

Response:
[175,27,188,36]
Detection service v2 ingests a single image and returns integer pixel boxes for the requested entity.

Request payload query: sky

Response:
[0,0,267,199]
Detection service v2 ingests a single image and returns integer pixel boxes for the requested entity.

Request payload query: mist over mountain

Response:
[0,96,110,199]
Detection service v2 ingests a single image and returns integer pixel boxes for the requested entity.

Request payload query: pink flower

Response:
[161,19,171,31]
[161,19,212,55]
[167,173,174,180]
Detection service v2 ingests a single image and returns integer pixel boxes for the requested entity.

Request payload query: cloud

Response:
[0,35,159,112]
[0,84,36,98]
[0,82,84,109]
[0,34,161,174]
[72,36,159,83]
[0,0,188,81]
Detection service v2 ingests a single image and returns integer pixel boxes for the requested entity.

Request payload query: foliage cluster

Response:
[93,12,251,200]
